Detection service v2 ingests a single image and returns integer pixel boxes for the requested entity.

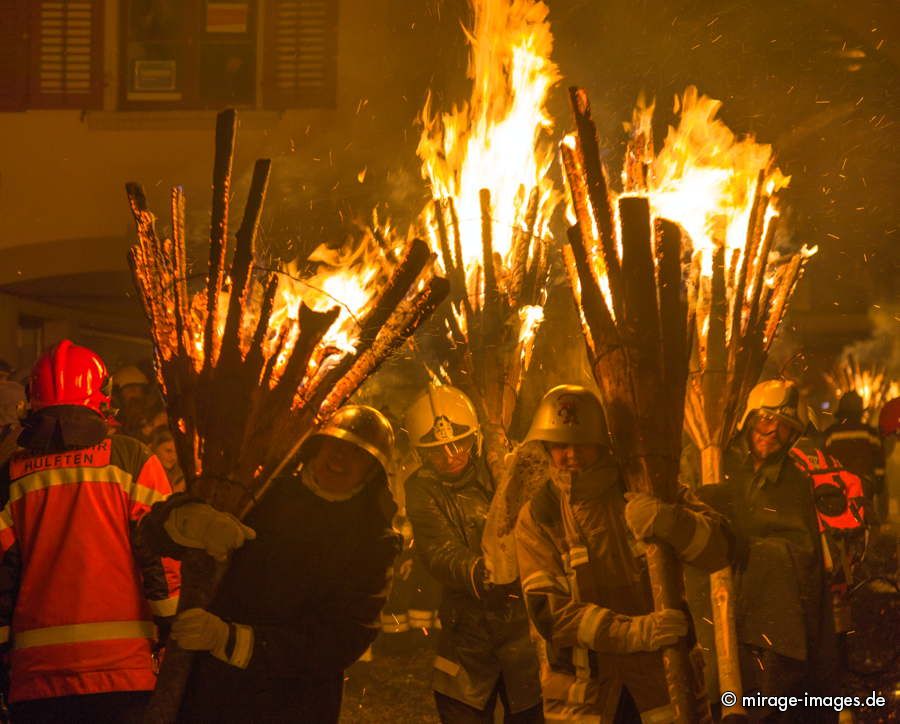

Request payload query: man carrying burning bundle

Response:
[698,380,866,723]
[515,385,732,722]
[139,405,401,723]
[404,384,542,723]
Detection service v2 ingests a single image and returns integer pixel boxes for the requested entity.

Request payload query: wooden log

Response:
[509,187,539,305]
[220,159,271,367]
[568,87,621,309]
[565,225,617,350]
[655,219,689,444]
[203,110,237,369]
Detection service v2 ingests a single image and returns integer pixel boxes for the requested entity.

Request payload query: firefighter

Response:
[139,405,401,723]
[515,385,731,723]
[404,384,542,723]
[0,340,179,723]
[824,391,887,522]
[704,379,850,723]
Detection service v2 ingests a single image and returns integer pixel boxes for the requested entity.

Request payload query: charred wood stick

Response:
[509,187,538,305]
[203,109,237,368]
[480,189,500,316]
[356,238,432,346]
[565,225,617,351]
[269,304,341,412]
[655,219,688,439]
[568,88,622,304]
[729,172,765,345]
[246,275,280,379]
[618,197,661,357]
[433,199,457,283]
[170,187,194,365]
[220,159,271,369]
[319,275,450,418]
[303,239,433,408]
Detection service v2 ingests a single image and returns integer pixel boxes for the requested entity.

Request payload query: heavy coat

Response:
[405,460,541,713]
[694,440,839,714]
[515,464,731,722]
[141,470,401,723]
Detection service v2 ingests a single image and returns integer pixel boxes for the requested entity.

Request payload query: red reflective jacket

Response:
[0,435,180,702]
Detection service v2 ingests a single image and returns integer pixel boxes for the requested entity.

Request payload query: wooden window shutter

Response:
[0,0,29,111]
[264,0,338,109]
[28,0,104,109]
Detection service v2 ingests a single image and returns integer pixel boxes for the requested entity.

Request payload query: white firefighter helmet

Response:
[405,385,480,450]
[524,384,610,446]
[740,379,808,433]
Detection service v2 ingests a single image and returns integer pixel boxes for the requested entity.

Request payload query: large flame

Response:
[643,87,790,273]
[417,0,560,296]
[190,220,396,383]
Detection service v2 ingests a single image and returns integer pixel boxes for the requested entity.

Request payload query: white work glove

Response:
[171,608,254,669]
[164,503,256,562]
[624,492,677,542]
[607,609,688,653]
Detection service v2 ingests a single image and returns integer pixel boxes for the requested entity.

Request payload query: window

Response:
[0,0,104,111]
[0,0,338,113]
[121,0,258,109]
[263,0,337,109]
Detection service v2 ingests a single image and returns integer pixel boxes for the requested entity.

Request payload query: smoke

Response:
[838,306,900,379]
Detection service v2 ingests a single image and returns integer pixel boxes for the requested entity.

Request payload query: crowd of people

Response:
[0,338,895,723]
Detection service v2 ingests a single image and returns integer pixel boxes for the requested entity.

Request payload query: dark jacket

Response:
[694,438,839,704]
[823,420,886,497]
[405,460,541,713]
[141,469,401,723]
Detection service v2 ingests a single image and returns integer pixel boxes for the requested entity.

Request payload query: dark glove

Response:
[154,615,175,647]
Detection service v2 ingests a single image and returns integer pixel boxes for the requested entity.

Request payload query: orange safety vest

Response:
[790,446,867,589]
[0,435,180,703]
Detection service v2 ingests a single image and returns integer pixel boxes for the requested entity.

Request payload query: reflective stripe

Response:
[434,655,460,677]
[0,626,8,644]
[569,545,590,567]
[576,604,607,648]
[641,703,676,723]
[15,620,155,649]
[148,596,179,618]
[229,623,253,669]
[8,465,166,511]
[826,430,882,445]
[522,570,559,593]
[681,514,712,562]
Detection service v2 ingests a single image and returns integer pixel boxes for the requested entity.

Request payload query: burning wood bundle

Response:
[644,87,814,719]
[126,109,448,722]
[415,0,560,581]
[826,355,899,421]
[559,86,704,723]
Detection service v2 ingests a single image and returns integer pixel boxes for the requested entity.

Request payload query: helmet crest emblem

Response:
[432,415,455,442]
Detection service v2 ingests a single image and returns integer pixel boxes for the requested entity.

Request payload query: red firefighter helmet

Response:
[28,340,111,416]
[879,397,900,438]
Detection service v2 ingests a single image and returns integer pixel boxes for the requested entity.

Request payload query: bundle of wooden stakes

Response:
[126,109,448,722]
[682,165,812,718]
[559,87,707,723]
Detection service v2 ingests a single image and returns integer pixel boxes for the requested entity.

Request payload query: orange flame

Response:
[826,359,898,420]
[643,87,791,273]
[190,219,397,383]
[417,0,560,294]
